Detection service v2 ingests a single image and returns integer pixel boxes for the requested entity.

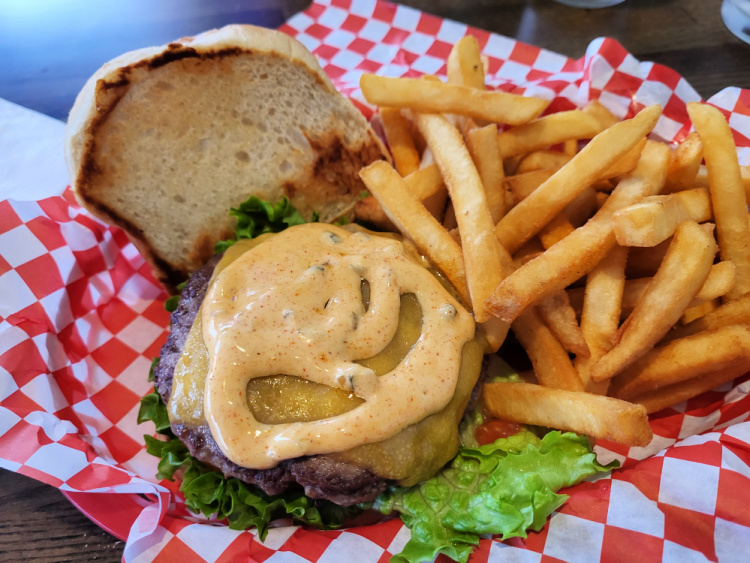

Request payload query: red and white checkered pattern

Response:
[3,0,750,561]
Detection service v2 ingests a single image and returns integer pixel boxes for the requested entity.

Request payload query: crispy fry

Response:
[495,105,662,254]
[360,75,549,126]
[536,290,590,357]
[497,109,605,159]
[662,293,750,343]
[680,299,718,325]
[359,161,470,304]
[537,187,597,249]
[466,124,507,223]
[355,164,447,230]
[571,262,738,321]
[687,102,750,300]
[613,188,712,247]
[380,108,421,176]
[511,308,585,391]
[664,131,703,193]
[575,245,628,394]
[695,163,750,203]
[516,150,571,174]
[487,139,669,323]
[584,100,620,129]
[504,169,554,203]
[482,381,653,447]
[415,113,511,322]
[600,137,647,180]
[590,220,717,382]
[630,361,750,414]
[447,35,485,90]
[610,324,750,400]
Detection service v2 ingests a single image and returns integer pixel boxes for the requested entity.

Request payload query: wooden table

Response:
[1,0,747,561]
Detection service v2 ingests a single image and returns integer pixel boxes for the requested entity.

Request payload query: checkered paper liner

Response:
[3,0,750,561]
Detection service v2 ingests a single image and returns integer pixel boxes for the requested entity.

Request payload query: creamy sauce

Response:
[201,223,475,469]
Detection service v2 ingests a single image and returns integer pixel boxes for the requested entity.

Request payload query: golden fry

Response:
[630,361,750,414]
[482,381,653,447]
[664,131,703,192]
[511,308,585,391]
[497,109,604,159]
[380,108,421,176]
[466,124,507,223]
[536,290,590,357]
[610,324,750,400]
[447,35,485,90]
[359,161,470,304]
[687,102,750,300]
[360,74,549,126]
[591,220,717,382]
[416,113,511,321]
[575,245,629,394]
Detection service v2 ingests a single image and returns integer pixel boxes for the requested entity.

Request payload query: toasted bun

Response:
[65,24,386,290]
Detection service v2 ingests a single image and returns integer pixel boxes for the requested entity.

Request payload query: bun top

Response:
[65,24,386,290]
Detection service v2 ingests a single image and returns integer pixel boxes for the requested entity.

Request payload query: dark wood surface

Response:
[1,0,748,561]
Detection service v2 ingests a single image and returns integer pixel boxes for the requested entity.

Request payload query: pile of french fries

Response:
[357,36,750,449]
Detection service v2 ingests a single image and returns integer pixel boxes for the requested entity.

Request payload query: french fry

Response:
[495,105,662,254]
[511,308,585,391]
[516,150,572,174]
[359,161,470,304]
[661,293,750,343]
[360,75,549,126]
[663,131,703,193]
[355,164,447,230]
[680,299,717,325]
[538,187,597,248]
[504,169,554,203]
[486,139,669,323]
[610,324,750,401]
[583,99,620,129]
[466,124,507,223]
[687,102,750,300]
[415,113,512,322]
[482,381,653,447]
[447,35,485,90]
[612,188,712,247]
[695,163,750,203]
[380,108,421,176]
[575,245,628,394]
[563,138,578,156]
[600,137,647,180]
[590,220,717,383]
[497,109,605,159]
[571,262,738,321]
[630,361,750,414]
[536,290,590,357]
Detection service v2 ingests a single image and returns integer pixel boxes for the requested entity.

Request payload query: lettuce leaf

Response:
[214,196,315,253]
[373,430,618,563]
[139,391,360,539]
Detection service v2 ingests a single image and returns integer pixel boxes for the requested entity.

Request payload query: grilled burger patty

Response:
[154,255,388,505]
[154,250,487,506]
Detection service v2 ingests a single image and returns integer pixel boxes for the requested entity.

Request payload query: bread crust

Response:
[65,25,386,291]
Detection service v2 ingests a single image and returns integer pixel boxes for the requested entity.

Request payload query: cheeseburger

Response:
[64,24,614,563]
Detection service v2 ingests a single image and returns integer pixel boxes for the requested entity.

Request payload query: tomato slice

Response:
[475,419,522,445]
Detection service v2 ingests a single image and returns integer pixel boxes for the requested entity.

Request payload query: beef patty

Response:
[154,255,389,505]
[154,253,486,506]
